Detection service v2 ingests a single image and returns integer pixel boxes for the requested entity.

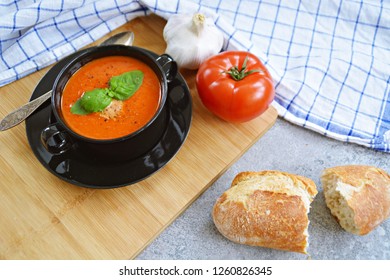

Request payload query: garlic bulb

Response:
[163,13,224,70]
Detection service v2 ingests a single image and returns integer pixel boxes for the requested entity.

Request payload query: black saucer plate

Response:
[25,49,192,189]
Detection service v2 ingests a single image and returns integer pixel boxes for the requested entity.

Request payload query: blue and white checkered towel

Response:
[1,0,389,152]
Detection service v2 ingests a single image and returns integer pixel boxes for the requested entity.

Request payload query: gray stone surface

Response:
[136,118,390,260]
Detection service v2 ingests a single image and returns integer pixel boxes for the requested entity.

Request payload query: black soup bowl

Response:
[40,45,177,161]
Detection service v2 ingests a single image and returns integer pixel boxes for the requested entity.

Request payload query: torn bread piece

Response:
[212,170,317,254]
[321,165,390,235]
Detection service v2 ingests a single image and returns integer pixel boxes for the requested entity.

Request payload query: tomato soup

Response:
[61,56,161,140]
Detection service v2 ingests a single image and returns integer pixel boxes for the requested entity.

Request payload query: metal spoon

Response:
[0,31,134,131]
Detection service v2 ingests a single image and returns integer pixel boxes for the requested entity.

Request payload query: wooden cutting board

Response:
[0,14,277,259]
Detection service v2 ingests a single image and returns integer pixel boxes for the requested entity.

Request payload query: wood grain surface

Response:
[0,14,277,259]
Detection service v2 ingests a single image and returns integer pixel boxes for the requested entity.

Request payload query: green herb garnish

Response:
[70,99,89,115]
[108,70,144,100]
[70,70,144,115]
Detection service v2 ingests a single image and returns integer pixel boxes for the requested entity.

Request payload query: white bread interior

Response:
[321,173,360,234]
[321,165,390,235]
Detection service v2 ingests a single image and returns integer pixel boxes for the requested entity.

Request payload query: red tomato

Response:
[196,51,274,122]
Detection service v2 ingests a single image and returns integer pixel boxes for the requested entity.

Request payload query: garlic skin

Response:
[163,13,224,70]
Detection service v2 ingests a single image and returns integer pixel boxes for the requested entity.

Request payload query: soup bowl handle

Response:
[156,54,177,83]
[41,123,73,155]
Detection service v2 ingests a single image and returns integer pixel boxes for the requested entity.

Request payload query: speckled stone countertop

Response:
[137,117,390,260]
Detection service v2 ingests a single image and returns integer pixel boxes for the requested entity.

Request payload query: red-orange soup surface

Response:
[61,56,161,139]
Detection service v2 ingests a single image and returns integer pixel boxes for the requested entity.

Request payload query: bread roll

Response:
[212,170,318,254]
[321,165,390,235]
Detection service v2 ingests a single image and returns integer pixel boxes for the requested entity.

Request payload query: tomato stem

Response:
[223,56,262,81]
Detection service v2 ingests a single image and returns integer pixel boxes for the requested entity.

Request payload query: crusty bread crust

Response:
[231,171,318,197]
[322,165,390,235]
[212,170,317,254]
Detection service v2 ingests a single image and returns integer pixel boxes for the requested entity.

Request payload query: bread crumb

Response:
[100,100,123,119]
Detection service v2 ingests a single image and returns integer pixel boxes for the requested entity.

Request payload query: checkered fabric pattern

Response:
[1,0,389,152]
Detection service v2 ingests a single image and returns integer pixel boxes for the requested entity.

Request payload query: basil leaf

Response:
[71,89,112,115]
[109,70,144,100]
[70,99,89,115]
[80,89,112,113]
[69,70,144,116]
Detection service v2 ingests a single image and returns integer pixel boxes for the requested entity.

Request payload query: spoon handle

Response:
[0,90,52,131]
